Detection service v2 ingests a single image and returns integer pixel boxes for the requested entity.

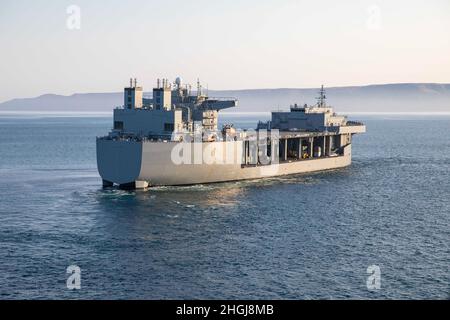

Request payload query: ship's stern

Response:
[96,138,144,188]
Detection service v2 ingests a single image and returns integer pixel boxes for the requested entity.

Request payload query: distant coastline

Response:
[2,111,450,120]
[1,83,450,113]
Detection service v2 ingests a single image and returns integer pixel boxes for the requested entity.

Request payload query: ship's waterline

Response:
[97,139,353,187]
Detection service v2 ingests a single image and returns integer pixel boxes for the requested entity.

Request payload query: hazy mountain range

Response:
[1,83,450,113]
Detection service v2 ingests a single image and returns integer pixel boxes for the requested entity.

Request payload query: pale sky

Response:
[0,0,449,102]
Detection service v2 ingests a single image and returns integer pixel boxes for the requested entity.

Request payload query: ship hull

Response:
[97,139,352,188]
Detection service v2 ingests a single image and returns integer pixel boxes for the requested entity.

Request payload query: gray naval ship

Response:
[97,77,365,188]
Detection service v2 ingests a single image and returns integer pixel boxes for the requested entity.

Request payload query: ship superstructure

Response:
[112,77,237,140]
[97,79,365,188]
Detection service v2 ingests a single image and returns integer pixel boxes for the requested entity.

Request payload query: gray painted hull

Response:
[97,140,352,187]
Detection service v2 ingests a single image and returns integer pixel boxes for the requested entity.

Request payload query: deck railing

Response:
[346,120,365,126]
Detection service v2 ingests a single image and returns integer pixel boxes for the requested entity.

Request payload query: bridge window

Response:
[114,121,123,130]
[164,123,174,132]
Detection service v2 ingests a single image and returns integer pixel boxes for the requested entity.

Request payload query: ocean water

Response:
[0,113,448,299]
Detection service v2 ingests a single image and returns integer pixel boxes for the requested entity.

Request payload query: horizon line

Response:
[2,82,450,104]
[1,111,450,117]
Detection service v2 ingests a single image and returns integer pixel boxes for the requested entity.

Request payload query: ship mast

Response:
[197,78,202,98]
[316,85,326,108]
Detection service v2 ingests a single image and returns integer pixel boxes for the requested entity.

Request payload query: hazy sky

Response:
[0,0,449,102]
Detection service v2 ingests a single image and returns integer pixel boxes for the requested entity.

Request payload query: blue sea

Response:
[0,112,448,299]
